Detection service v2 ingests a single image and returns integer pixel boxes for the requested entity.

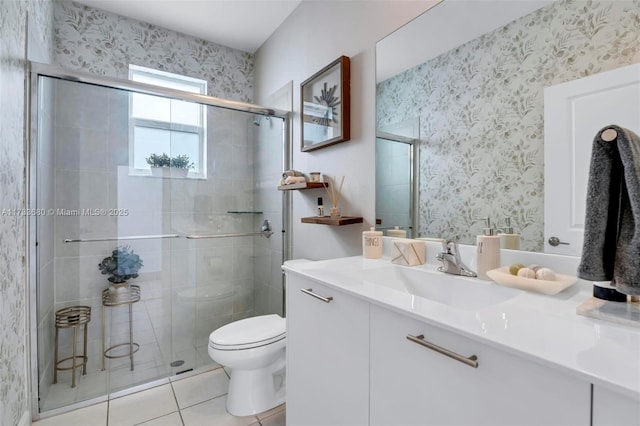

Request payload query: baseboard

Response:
[18,410,31,426]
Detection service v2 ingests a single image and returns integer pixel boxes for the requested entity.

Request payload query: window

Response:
[129,65,207,178]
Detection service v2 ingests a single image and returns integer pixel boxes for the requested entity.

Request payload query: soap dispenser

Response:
[476,218,500,280]
[498,217,520,250]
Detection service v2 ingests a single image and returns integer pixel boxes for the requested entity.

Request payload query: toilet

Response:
[208,314,286,416]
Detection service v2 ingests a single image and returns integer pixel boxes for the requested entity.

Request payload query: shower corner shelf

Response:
[278,182,328,191]
[301,216,363,226]
[227,211,263,214]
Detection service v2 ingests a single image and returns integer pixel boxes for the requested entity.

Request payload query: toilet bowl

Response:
[208,314,286,416]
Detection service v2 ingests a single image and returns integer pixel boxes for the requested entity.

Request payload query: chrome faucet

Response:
[436,240,477,277]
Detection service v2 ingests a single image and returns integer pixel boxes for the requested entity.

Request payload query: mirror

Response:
[375,0,640,252]
[375,118,420,238]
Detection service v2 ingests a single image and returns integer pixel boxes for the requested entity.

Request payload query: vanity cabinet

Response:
[369,304,590,425]
[592,385,640,426]
[286,276,370,426]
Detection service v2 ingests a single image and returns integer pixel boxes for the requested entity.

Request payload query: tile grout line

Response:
[168,381,186,426]
[140,298,168,372]
[174,391,228,412]
[170,377,262,426]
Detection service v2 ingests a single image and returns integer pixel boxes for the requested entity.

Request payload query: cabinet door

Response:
[286,275,369,426]
[593,385,640,426]
[370,305,590,426]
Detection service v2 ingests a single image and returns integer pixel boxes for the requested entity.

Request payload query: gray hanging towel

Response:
[578,125,640,296]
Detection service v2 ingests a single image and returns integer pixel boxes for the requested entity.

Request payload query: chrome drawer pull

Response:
[407,334,479,368]
[301,288,333,303]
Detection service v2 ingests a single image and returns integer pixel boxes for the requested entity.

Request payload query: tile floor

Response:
[34,367,285,426]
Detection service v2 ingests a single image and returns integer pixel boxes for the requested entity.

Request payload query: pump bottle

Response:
[498,217,520,250]
[476,218,500,280]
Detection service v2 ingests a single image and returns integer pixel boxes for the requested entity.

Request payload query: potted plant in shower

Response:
[146,153,194,178]
[169,154,194,178]
[146,153,171,177]
[98,246,143,300]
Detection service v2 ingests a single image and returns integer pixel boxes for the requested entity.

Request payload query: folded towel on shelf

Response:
[282,170,304,178]
[578,125,640,296]
[283,176,306,185]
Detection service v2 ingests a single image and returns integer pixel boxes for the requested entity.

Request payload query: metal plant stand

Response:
[101,284,141,371]
[53,306,92,388]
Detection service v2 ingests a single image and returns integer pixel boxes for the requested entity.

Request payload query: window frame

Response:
[128,65,207,179]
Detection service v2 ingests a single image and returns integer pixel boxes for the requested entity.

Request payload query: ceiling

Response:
[74,0,302,53]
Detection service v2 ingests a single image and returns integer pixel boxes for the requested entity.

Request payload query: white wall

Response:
[253,1,437,260]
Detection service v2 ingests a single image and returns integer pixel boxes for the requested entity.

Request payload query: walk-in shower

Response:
[28,63,290,416]
[375,131,418,237]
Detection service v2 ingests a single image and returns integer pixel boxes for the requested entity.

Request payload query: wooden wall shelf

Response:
[301,216,363,226]
[278,182,328,191]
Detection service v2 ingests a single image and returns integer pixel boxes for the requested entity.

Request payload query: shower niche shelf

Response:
[301,216,363,226]
[278,182,328,191]
[227,211,263,214]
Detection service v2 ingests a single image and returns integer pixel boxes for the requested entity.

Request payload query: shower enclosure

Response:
[375,131,418,238]
[28,63,290,415]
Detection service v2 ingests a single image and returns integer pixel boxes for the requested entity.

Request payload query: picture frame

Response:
[301,56,350,152]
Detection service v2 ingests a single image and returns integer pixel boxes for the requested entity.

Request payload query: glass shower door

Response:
[33,72,287,414]
[167,107,287,374]
[35,76,180,408]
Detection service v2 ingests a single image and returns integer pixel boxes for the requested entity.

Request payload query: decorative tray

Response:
[486,267,577,295]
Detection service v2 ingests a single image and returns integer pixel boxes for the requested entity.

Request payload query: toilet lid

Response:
[209,314,286,350]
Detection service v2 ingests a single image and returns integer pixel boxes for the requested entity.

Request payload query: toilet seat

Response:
[209,314,286,351]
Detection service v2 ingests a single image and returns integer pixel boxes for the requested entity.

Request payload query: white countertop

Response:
[282,255,640,399]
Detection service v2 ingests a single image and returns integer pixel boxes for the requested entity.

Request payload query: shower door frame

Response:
[27,61,291,418]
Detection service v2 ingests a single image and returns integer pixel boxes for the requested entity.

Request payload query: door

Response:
[544,63,640,256]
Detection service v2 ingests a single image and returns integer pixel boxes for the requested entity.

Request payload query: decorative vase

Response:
[108,281,131,302]
[171,167,189,178]
[150,166,169,177]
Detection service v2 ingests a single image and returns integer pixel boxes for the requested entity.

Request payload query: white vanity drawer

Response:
[370,304,590,426]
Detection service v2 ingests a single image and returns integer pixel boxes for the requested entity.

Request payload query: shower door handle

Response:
[65,234,180,243]
[187,220,273,239]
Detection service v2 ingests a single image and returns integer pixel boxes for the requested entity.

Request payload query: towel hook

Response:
[601,128,618,142]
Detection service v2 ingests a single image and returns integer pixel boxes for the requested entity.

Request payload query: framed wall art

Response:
[301,55,350,152]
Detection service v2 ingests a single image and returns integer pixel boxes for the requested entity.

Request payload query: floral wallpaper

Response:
[377,0,640,251]
[54,1,254,102]
[0,1,53,425]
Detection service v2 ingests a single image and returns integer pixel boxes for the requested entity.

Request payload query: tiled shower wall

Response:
[253,116,287,316]
[36,76,57,412]
[375,138,411,233]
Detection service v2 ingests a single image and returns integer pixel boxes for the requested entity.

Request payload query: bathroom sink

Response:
[354,266,519,310]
